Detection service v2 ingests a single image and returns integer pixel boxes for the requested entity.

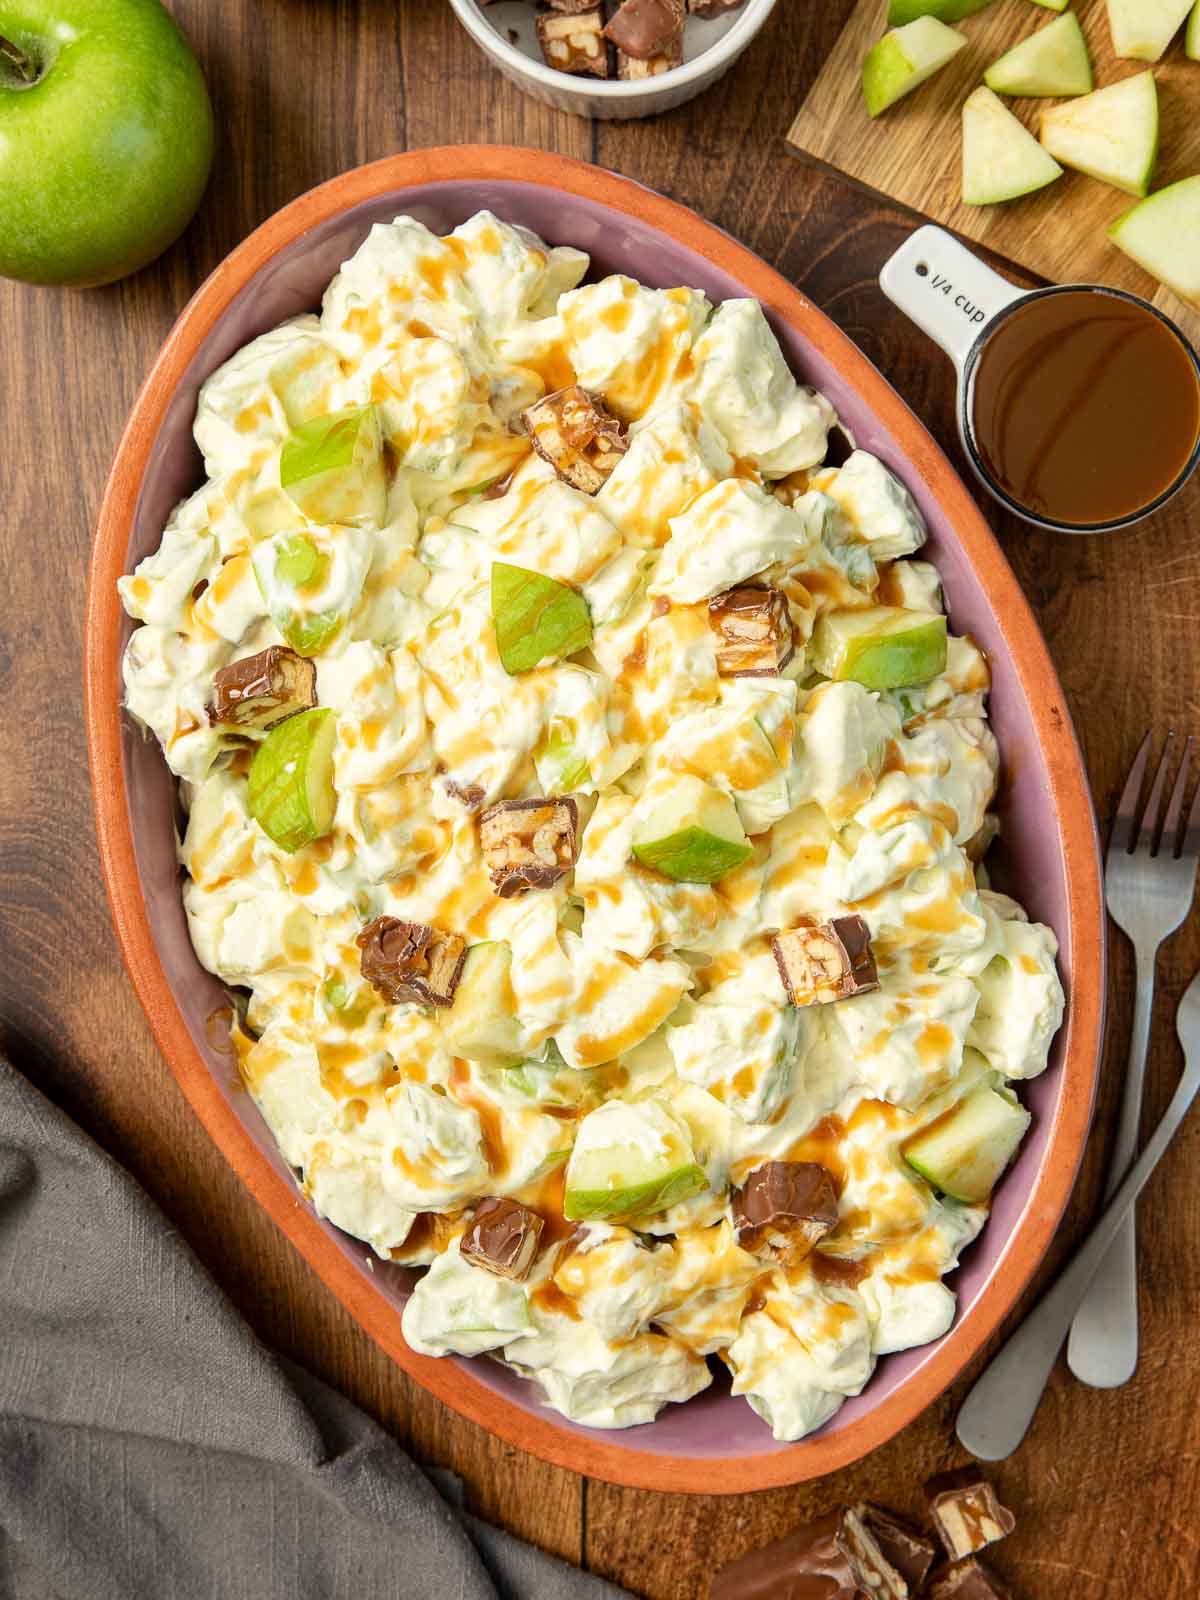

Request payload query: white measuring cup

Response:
[880,224,1200,535]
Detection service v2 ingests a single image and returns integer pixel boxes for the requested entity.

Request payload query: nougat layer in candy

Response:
[927,1470,1016,1561]
[709,586,793,676]
[479,797,579,897]
[461,1197,545,1281]
[357,918,466,1008]
[710,1503,930,1600]
[772,915,879,1007]
[209,645,317,730]
[521,385,627,494]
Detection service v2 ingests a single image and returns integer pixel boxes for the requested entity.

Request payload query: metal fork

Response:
[957,971,1200,1459]
[1067,732,1200,1388]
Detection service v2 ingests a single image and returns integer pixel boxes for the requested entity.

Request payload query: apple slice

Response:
[984,12,1092,96]
[441,942,524,1067]
[247,707,337,853]
[861,18,967,118]
[903,1084,1031,1202]
[811,606,948,689]
[1109,177,1200,305]
[280,404,386,527]
[631,774,753,883]
[491,562,593,675]
[1039,71,1157,196]
[1188,0,1200,55]
[1106,0,1192,58]
[564,1100,708,1223]
[887,0,993,25]
[962,87,1063,205]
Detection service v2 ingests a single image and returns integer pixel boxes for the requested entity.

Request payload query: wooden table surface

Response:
[2,3,1198,1595]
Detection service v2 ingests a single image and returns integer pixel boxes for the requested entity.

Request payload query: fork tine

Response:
[1137,732,1175,854]
[1110,730,1152,855]
[1164,735,1194,857]
[1181,754,1200,862]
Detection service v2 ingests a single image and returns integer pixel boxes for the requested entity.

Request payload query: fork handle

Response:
[1066,946,1157,1388]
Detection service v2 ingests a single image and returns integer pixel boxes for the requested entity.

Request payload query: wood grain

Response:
[0,1,1198,1595]
[788,0,1200,345]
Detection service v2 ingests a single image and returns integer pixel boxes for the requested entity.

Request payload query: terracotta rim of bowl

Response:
[86,146,1104,1493]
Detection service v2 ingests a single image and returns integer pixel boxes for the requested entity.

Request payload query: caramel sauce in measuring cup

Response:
[881,226,1200,534]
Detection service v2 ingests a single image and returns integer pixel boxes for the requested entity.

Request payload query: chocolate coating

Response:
[772,916,879,1008]
[356,918,466,1008]
[208,645,316,731]
[927,1557,1014,1600]
[926,1470,1016,1561]
[710,1505,918,1600]
[478,797,579,897]
[605,0,684,57]
[733,1161,839,1266]
[461,1197,545,1281]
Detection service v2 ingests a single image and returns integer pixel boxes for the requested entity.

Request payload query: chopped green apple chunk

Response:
[248,707,337,854]
[491,562,593,675]
[903,1084,1031,1202]
[320,974,375,1028]
[962,87,1063,205]
[535,721,592,794]
[1039,71,1158,196]
[810,606,947,690]
[631,774,752,883]
[888,0,993,25]
[251,531,355,658]
[984,12,1092,97]
[441,942,523,1067]
[1109,177,1200,305]
[1106,0,1192,59]
[862,17,967,117]
[564,1100,708,1223]
[280,404,387,527]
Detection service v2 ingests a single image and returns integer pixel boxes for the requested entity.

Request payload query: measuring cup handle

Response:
[879,225,1027,374]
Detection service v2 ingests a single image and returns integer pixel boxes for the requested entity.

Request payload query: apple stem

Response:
[0,35,35,84]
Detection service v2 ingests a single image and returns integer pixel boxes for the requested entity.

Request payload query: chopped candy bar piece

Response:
[535,7,610,76]
[732,1161,839,1266]
[708,586,794,676]
[461,1197,545,1281]
[479,797,579,897]
[927,1471,1017,1561]
[545,0,607,10]
[606,0,685,57]
[928,1557,1014,1600]
[710,1504,922,1600]
[521,385,628,494]
[772,915,879,1007]
[208,645,317,731]
[616,35,683,76]
[688,0,745,13]
[357,918,466,1008]
[863,1507,938,1593]
[444,777,486,812]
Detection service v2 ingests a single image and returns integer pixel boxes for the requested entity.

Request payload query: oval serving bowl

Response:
[86,147,1105,1493]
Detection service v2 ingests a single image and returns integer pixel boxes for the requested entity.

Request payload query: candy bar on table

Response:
[732,1160,839,1266]
[461,1197,545,1281]
[520,385,628,493]
[772,915,879,1007]
[928,1557,1014,1600]
[535,6,610,76]
[708,586,794,676]
[710,1503,936,1600]
[926,1470,1017,1561]
[208,645,316,730]
[356,918,466,1008]
[479,797,579,897]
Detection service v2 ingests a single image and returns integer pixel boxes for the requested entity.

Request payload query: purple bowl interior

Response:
[117,177,1082,1465]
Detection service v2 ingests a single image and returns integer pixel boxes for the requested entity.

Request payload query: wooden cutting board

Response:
[787,0,1200,345]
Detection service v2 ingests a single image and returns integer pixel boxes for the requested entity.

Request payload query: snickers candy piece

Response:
[864,1507,937,1594]
[616,33,683,77]
[772,916,879,1008]
[535,7,610,76]
[606,0,684,58]
[926,1470,1016,1561]
[479,797,579,897]
[710,1504,920,1600]
[461,1197,545,1282]
[544,0,607,11]
[688,0,745,13]
[732,1160,839,1266]
[927,1557,1013,1600]
[356,918,466,1008]
[521,385,627,494]
[208,646,317,731]
[444,777,486,813]
[709,586,794,676]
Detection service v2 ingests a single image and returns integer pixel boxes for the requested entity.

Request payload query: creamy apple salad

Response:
[119,211,1064,1440]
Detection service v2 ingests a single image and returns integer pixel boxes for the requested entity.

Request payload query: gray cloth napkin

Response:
[0,1059,632,1600]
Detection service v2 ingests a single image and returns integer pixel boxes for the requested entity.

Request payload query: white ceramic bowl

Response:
[447,0,778,119]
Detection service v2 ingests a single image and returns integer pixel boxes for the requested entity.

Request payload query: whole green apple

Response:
[0,0,213,286]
